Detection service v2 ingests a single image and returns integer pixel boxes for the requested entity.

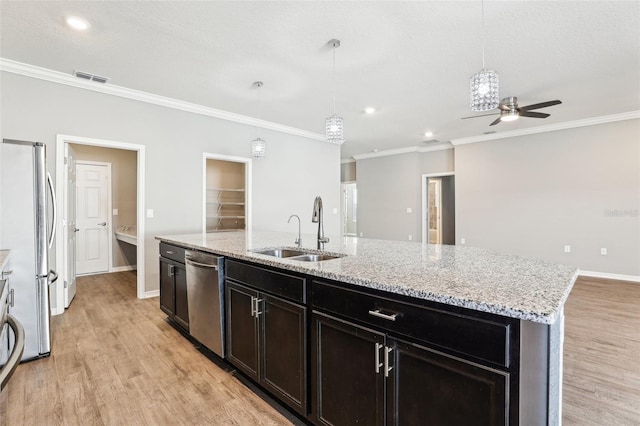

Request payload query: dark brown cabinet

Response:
[311,313,385,426]
[159,244,189,331]
[311,280,513,426]
[225,270,307,416]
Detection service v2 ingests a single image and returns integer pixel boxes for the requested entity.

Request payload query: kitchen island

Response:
[156,231,577,425]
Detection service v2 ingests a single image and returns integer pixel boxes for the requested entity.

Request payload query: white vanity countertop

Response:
[156,231,578,324]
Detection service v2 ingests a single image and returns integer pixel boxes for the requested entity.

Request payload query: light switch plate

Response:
[406,207,412,213]
[146,209,154,218]
[112,209,118,216]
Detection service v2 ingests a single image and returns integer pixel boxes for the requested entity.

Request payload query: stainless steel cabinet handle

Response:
[98,222,107,226]
[250,296,257,317]
[1,270,13,277]
[167,265,175,277]
[165,250,177,255]
[375,342,383,374]
[9,288,15,308]
[185,259,218,270]
[255,298,264,317]
[384,346,393,377]
[368,309,398,321]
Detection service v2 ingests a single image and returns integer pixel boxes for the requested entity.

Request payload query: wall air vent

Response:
[73,70,109,84]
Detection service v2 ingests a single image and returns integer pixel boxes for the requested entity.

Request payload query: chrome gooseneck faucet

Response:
[288,214,302,248]
[312,196,330,249]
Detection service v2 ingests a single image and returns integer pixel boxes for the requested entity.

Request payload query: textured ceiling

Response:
[1,1,639,159]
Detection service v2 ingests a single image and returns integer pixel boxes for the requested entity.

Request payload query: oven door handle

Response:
[0,314,26,391]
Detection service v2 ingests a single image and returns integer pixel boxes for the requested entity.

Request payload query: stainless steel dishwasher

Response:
[184,250,225,358]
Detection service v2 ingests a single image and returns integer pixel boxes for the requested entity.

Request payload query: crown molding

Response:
[451,111,640,146]
[340,158,356,164]
[0,58,326,142]
[352,143,453,161]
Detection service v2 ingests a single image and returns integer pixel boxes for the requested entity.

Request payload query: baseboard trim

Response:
[110,265,137,272]
[143,290,160,299]
[578,270,640,283]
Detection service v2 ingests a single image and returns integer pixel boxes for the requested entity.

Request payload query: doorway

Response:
[202,153,252,233]
[421,173,455,245]
[55,135,146,315]
[341,182,357,236]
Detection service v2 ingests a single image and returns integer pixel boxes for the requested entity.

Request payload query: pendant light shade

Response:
[252,137,266,158]
[326,39,345,145]
[252,81,266,158]
[470,69,499,111]
[469,0,499,111]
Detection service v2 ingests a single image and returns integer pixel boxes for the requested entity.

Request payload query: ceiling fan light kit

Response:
[325,39,345,145]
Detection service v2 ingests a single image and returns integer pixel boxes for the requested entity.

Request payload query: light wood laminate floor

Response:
[1,273,639,425]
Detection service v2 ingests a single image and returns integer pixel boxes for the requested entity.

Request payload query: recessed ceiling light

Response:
[66,16,90,31]
[424,131,433,138]
[364,107,376,114]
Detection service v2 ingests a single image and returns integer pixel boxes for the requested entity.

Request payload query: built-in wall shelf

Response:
[206,185,245,232]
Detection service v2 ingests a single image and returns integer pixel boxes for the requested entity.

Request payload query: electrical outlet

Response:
[460,238,466,245]
[112,208,118,216]
[332,207,338,214]
[146,209,154,218]
[564,245,571,253]
[359,232,363,237]
[408,235,412,241]
[601,248,607,255]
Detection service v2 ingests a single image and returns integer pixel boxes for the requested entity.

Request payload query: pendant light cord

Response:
[481,0,486,69]
[332,44,337,115]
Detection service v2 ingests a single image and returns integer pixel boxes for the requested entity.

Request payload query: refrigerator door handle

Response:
[48,270,58,284]
[47,172,57,249]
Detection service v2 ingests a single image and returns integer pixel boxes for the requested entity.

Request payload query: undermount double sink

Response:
[253,248,344,262]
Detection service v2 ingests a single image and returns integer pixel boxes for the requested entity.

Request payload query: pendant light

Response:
[252,81,266,158]
[325,39,345,145]
[469,0,499,111]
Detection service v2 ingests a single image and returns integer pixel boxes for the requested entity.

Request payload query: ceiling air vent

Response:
[73,70,109,84]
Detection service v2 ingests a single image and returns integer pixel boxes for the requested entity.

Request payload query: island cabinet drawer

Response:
[226,260,306,303]
[159,242,185,263]
[311,280,512,368]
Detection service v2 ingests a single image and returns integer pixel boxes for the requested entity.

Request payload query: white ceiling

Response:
[1,1,639,159]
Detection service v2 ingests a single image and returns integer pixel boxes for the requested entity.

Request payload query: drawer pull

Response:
[368,309,398,321]
[165,250,177,255]
[384,346,393,377]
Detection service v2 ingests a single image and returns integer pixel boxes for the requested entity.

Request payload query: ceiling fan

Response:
[462,97,562,126]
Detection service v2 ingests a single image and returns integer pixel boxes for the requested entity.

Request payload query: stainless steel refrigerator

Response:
[1,139,57,361]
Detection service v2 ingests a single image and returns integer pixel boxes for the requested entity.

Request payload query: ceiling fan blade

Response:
[520,100,562,111]
[489,117,502,126]
[519,111,550,119]
[461,112,500,120]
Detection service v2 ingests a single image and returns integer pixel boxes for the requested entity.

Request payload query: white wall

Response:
[357,149,454,241]
[455,118,640,276]
[0,72,341,304]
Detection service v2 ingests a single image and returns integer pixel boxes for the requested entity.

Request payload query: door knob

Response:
[98,222,107,226]
[74,228,80,232]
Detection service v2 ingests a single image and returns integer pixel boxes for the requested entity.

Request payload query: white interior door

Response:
[76,162,110,275]
[428,178,442,244]
[64,144,78,307]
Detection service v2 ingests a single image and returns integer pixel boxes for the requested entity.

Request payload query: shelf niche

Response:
[206,159,246,232]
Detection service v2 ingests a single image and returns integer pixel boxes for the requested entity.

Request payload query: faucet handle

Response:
[319,237,330,244]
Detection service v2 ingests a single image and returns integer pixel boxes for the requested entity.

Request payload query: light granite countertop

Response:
[0,249,10,272]
[156,231,578,324]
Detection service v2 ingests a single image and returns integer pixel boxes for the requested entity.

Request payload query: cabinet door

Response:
[311,313,385,426]
[388,338,508,426]
[260,294,307,415]
[226,281,259,381]
[173,265,189,331]
[159,259,175,317]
